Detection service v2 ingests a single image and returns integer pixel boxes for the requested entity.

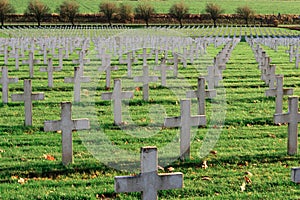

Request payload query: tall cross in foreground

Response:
[44,102,90,165]
[114,146,183,200]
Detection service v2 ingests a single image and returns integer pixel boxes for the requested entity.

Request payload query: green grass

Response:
[1,27,300,199]
[10,0,300,15]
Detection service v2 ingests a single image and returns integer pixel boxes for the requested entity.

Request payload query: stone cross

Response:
[296,54,299,69]
[206,65,222,90]
[133,65,159,101]
[186,77,216,115]
[164,99,206,160]
[64,67,91,103]
[101,79,134,125]
[261,64,276,88]
[0,67,19,103]
[265,75,293,114]
[274,96,300,155]
[0,67,18,103]
[114,146,183,200]
[11,79,44,126]
[22,51,40,78]
[44,102,90,165]
[98,54,118,89]
[138,48,152,66]
[154,59,173,87]
[40,58,61,88]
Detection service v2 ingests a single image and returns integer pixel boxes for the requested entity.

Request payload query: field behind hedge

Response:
[10,0,300,15]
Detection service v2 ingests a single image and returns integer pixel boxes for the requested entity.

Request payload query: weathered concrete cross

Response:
[0,66,18,103]
[186,77,216,115]
[133,65,159,101]
[44,102,90,165]
[64,67,91,103]
[114,146,183,200]
[265,75,293,114]
[40,58,61,88]
[101,79,134,125]
[154,58,173,87]
[22,51,40,78]
[274,96,300,155]
[11,79,44,126]
[164,99,206,160]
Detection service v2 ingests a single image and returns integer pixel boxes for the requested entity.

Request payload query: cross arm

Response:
[274,113,290,124]
[114,175,143,192]
[8,78,18,83]
[11,94,24,101]
[186,90,197,98]
[265,89,276,97]
[44,120,61,132]
[121,91,134,99]
[157,172,183,190]
[283,88,293,95]
[205,89,217,98]
[73,118,90,130]
[101,92,113,100]
[31,93,45,101]
[64,77,74,83]
[164,116,181,128]
[190,115,206,126]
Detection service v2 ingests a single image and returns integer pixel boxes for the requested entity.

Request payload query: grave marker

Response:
[164,99,206,160]
[64,67,91,103]
[22,51,40,78]
[101,79,134,125]
[265,75,293,114]
[114,146,183,200]
[186,77,216,115]
[0,67,18,103]
[44,102,90,165]
[274,96,300,155]
[133,65,159,101]
[154,59,173,87]
[40,58,61,88]
[98,54,118,89]
[11,79,44,126]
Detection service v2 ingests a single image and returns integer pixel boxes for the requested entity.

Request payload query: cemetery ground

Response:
[0,27,300,199]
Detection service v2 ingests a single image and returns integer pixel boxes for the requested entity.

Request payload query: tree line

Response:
[0,0,257,27]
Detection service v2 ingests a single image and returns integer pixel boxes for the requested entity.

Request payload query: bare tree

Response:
[135,2,155,27]
[99,1,117,26]
[58,0,79,25]
[205,3,224,27]
[118,3,134,23]
[25,0,50,26]
[236,5,255,26]
[169,2,189,27]
[0,0,15,26]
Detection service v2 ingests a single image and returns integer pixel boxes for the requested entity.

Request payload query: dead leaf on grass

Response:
[202,160,208,169]
[201,176,211,181]
[245,171,253,176]
[244,176,252,184]
[167,167,174,172]
[18,177,26,184]
[43,154,55,161]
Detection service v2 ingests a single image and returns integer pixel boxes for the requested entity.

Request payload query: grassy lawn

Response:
[10,0,300,14]
[0,27,300,199]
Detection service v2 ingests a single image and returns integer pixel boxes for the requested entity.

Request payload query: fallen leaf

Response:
[56,130,62,134]
[244,176,252,184]
[11,176,18,180]
[18,178,26,184]
[0,149,5,153]
[167,167,174,172]
[43,154,55,161]
[210,150,217,155]
[240,182,246,192]
[269,134,276,138]
[202,160,208,169]
[135,87,140,91]
[83,89,89,96]
[245,171,253,176]
[201,176,211,181]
